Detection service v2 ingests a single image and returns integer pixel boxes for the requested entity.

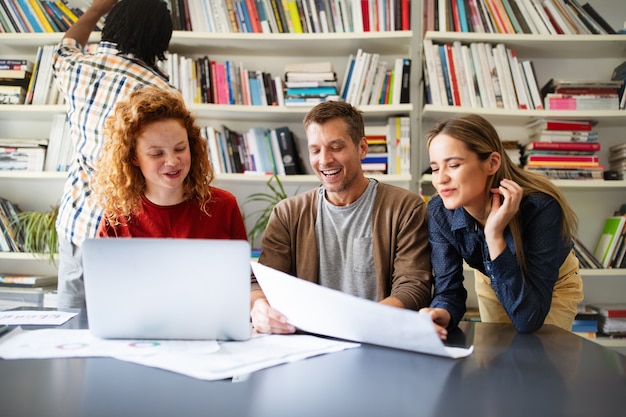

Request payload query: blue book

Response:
[438,45,453,105]
[362,155,388,164]
[235,0,251,33]
[285,86,338,97]
[248,74,262,105]
[16,0,44,32]
[456,0,468,32]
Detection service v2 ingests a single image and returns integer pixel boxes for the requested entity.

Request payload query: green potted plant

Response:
[11,205,59,262]
[244,175,293,248]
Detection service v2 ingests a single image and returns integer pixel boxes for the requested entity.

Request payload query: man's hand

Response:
[250,297,296,334]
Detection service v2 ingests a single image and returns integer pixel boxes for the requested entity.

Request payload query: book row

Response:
[0,195,23,252]
[423,40,543,110]
[340,50,411,106]
[591,212,626,270]
[423,0,617,35]
[0,0,84,33]
[162,51,410,106]
[168,0,411,34]
[0,45,62,105]
[203,116,410,176]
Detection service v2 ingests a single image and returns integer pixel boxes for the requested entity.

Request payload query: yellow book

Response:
[28,0,54,32]
[55,1,79,24]
[286,0,303,33]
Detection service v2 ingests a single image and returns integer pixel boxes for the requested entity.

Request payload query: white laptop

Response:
[82,238,251,341]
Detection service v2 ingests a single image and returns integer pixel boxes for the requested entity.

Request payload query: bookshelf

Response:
[418,0,626,346]
[0,2,420,275]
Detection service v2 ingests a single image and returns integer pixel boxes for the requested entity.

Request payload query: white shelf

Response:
[171,31,414,56]
[422,105,626,126]
[0,30,413,56]
[0,103,412,123]
[424,32,626,59]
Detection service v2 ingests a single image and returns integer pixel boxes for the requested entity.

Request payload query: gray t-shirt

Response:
[316,179,378,300]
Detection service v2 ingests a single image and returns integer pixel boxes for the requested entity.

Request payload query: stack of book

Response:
[283,62,339,107]
[0,59,33,105]
[608,143,626,180]
[541,79,623,111]
[587,304,626,337]
[0,274,57,310]
[362,125,388,174]
[0,138,48,171]
[521,118,603,180]
[571,305,599,338]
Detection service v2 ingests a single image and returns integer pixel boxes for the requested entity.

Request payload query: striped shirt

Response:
[52,38,174,246]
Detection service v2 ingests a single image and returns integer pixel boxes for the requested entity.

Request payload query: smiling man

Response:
[250,101,433,334]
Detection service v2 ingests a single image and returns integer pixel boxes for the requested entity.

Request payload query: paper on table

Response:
[251,262,473,359]
[0,310,77,325]
[0,328,220,359]
[115,333,360,381]
[0,327,359,380]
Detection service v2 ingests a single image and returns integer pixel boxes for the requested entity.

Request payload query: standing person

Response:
[421,114,583,338]
[250,101,432,334]
[52,0,176,308]
[92,86,247,241]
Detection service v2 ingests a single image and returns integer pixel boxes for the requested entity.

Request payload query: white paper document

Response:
[0,310,77,325]
[0,327,359,380]
[251,262,473,359]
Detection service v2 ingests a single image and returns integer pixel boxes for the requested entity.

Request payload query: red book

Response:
[526,119,594,132]
[245,0,263,33]
[524,142,601,152]
[445,44,461,106]
[450,0,461,31]
[525,154,599,163]
[402,0,410,30]
[588,304,626,319]
[361,0,370,32]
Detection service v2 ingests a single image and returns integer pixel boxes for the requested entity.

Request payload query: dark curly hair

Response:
[101,0,172,67]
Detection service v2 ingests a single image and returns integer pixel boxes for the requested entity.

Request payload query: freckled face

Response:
[133,118,191,205]
[428,133,493,215]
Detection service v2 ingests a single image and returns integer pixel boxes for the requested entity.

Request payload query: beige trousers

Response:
[474,250,584,331]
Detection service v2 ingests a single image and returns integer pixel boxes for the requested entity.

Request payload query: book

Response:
[0,146,46,171]
[587,304,626,319]
[529,130,598,142]
[525,166,605,180]
[274,126,303,174]
[592,216,626,268]
[0,274,57,287]
[580,2,616,34]
[523,141,600,152]
[526,118,594,132]
[545,94,619,111]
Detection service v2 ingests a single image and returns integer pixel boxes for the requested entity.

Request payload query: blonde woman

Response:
[420,114,583,338]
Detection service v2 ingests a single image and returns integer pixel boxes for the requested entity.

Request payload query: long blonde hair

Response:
[92,86,214,225]
[427,114,578,268]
